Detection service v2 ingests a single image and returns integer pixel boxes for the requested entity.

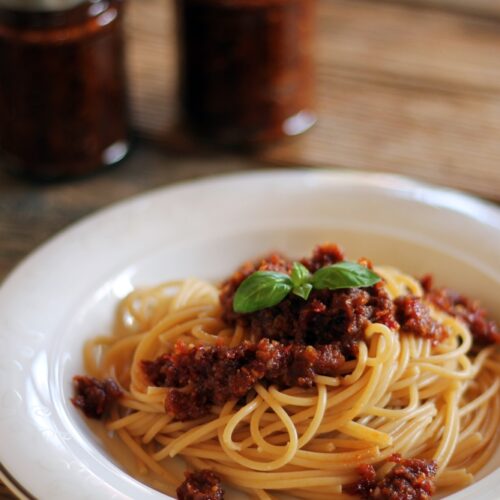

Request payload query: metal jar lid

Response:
[0,0,88,11]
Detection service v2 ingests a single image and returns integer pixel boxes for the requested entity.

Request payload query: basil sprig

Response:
[290,262,313,301]
[233,271,292,314]
[233,261,380,314]
[311,261,380,290]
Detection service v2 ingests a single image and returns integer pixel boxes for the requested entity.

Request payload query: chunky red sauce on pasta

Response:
[176,470,224,500]
[422,274,500,346]
[142,338,344,420]
[71,376,122,419]
[220,245,398,353]
[345,454,438,499]
[394,295,447,346]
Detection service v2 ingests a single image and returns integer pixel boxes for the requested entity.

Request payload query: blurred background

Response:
[1,0,500,286]
[128,0,500,199]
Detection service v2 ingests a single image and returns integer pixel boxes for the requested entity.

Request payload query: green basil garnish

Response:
[291,282,313,301]
[233,271,293,313]
[233,261,381,313]
[311,261,381,290]
[290,262,311,287]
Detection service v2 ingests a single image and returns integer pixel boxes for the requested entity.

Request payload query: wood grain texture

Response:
[393,0,500,18]
[316,1,500,94]
[261,76,500,199]
[125,0,500,200]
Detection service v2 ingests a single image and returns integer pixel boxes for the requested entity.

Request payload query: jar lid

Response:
[0,0,87,11]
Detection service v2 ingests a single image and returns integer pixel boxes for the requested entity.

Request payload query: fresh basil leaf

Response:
[290,261,312,287]
[292,283,313,301]
[311,261,381,290]
[233,271,293,313]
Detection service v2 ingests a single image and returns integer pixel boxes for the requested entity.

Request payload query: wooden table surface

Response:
[1,0,500,498]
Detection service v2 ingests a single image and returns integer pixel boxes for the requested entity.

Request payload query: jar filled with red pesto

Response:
[0,0,129,179]
[176,0,317,147]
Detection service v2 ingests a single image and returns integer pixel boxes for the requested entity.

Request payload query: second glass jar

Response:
[176,0,317,147]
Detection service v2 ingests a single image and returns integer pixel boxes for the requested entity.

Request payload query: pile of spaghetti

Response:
[72,244,500,500]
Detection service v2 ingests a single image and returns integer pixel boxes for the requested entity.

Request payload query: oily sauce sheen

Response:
[177,470,224,500]
[345,455,438,500]
[142,338,344,421]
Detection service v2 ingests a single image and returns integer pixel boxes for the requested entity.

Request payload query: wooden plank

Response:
[317,0,500,94]
[392,0,500,18]
[259,74,500,200]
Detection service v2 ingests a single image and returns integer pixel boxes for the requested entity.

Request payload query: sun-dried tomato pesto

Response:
[176,0,316,146]
[394,295,447,346]
[177,470,224,500]
[71,375,122,419]
[421,275,500,346]
[345,455,437,499]
[0,0,128,179]
[143,338,344,420]
[220,244,397,357]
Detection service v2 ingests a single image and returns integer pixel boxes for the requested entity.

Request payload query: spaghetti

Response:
[73,245,500,499]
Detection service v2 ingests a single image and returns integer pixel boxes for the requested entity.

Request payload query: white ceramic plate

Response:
[0,170,499,500]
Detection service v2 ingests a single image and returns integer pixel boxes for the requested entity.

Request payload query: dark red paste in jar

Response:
[177,470,224,500]
[176,0,317,146]
[345,455,437,499]
[0,1,128,179]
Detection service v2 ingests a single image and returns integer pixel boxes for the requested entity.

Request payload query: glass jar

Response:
[0,0,129,179]
[176,0,317,147]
